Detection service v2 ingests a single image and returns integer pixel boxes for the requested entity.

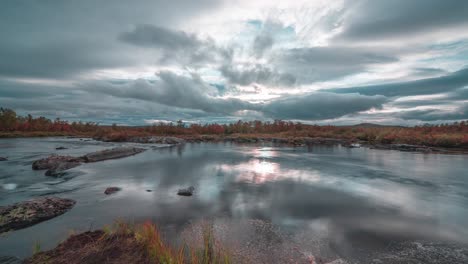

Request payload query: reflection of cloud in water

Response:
[2,183,17,190]
[220,158,321,184]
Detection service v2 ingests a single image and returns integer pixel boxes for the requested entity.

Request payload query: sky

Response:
[0,0,467,126]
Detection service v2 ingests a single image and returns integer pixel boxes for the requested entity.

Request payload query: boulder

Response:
[32,155,83,171]
[32,147,147,176]
[0,157,7,161]
[55,146,68,150]
[82,147,146,162]
[177,186,195,196]
[104,187,121,195]
[0,197,76,233]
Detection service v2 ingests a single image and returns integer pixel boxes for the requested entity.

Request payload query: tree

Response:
[0,108,17,131]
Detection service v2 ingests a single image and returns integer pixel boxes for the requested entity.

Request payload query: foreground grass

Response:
[26,221,231,264]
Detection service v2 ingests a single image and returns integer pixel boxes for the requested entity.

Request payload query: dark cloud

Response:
[396,105,468,121]
[0,41,131,79]
[85,71,257,114]
[412,68,448,78]
[0,0,220,78]
[328,68,468,97]
[119,24,231,66]
[253,33,274,58]
[272,47,398,83]
[262,92,388,120]
[220,64,296,87]
[0,79,65,98]
[337,0,468,41]
[448,87,468,100]
[119,24,204,50]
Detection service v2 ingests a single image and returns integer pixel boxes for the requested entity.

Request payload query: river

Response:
[1,137,467,263]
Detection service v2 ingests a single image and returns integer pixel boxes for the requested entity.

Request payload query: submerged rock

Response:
[104,187,122,195]
[0,157,7,161]
[0,256,22,264]
[45,161,82,177]
[0,197,76,233]
[177,186,195,196]
[82,147,146,162]
[55,146,68,150]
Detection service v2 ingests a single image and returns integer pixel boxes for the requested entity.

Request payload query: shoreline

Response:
[1,133,468,154]
[96,134,468,154]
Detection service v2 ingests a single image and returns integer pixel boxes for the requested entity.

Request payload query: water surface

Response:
[1,138,467,262]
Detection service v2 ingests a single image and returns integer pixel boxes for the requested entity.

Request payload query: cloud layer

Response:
[1,0,467,125]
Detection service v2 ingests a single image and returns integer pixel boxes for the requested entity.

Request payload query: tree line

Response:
[1,107,467,147]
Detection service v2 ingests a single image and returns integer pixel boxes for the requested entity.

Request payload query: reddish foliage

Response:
[1,108,467,148]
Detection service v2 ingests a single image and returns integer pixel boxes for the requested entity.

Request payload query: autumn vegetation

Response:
[1,107,467,148]
[26,220,231,264]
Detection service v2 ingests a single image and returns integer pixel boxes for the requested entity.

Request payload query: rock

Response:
[45,161,81,177]
[82,147,146,162]
[32,155,83,170]
[97,135,185,144]
[32,148,146,176]
[371,143,432,152]
[104,187,121,195]
[0,157,7,161]
[55,146,68,150]
[0,256,22,264]
[177,186,195,196]
[163,137,185,144]
[0,197,76,233]
[146,189,152,192]
[342,142,361,148]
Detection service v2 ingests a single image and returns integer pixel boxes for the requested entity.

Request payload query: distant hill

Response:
[351,123,405,128]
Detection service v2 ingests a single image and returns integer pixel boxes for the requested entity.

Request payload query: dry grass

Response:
[61,220,233,264]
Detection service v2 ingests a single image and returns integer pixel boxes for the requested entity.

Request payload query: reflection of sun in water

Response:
[220,158,322,185]
[249,147,278,159]
[220,159,281,184]
[253,160,277,175]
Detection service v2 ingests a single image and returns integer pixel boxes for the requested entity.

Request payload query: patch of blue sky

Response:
[246,19,262,30]
[235,20,298,50]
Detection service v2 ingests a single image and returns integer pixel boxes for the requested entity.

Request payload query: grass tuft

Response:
[32,240,41,254]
